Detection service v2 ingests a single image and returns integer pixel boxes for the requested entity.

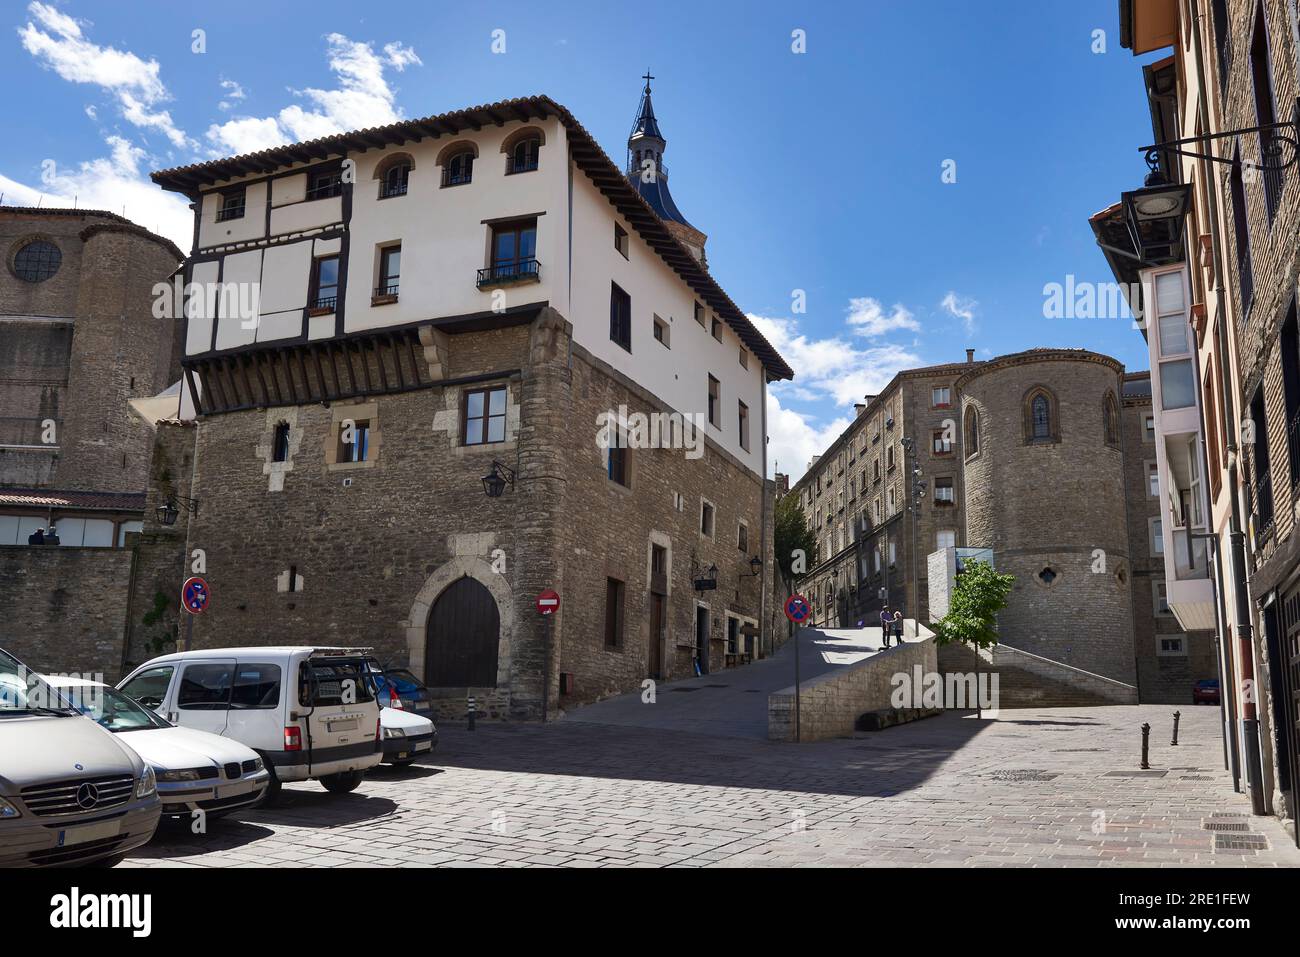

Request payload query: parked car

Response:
[360,657,437,766]
[365,661,433,717]
[117,647,383,804]
[0,647,160,867]
[1192,678,1220,705]
[46,675,269,819]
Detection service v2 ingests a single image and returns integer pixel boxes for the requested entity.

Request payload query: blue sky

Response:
[0,0,1168,478]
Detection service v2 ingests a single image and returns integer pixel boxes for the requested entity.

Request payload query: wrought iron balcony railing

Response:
[379,181,408,199]
[1288,405,1300,492]
[309,295,337,312]
[1252,468,1275,548]
[374,282,399,299]
[476,258,540,287]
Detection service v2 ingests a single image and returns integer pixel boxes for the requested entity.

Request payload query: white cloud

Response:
[0,136,192,247]
[218,79,246,111]
[208,34,422,155]
[940,291,978,335]
[845,297,920,337]
[749,312,924,481]
[18,2,192,150]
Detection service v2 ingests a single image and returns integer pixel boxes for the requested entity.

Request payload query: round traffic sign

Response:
[785,593,811,624]
[536,588,560,616]
[182,576,210,615]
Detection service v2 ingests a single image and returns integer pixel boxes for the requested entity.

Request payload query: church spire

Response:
[624,73,708,265]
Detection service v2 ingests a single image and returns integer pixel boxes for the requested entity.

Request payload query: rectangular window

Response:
[1161,359,1197,410]
[932,430,952,455]
[1147,461,1160,498]
[711,318,723,342]
[738,400,750,452]
[310,255,340,311]
[738,522,748,551]
[614,222,629,258]
[700,500,715,537]
[604,578,625,648]
[217,188,246,222]
[610,282,632,351]
[1150,516,1164,556]
[377,244,401,299]
[488,219,539,284]
[1158,634,1186,654]
[653,314,670,347]
[338,420,371,463]
[463,386,507,445]
[1144,414,1156,442]
[1230,152,1254,313]
[694,301,705,326]
[887,487,896,513]
[936,529,956,550]
[607,443,629,487]
[1154,579,1175,616]
[934,476,955,504]
[931,386,951,408]
[306,167,343,200]
[1250,2,1283,218]
[739,348,749,369]
[272,422,290,463]
[885,445,895,469]
[1205,357,1222,497]
[707,375,721,428]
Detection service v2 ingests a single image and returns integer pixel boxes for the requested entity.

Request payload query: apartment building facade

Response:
[1097,0,1299,825]
[149,87,792,720]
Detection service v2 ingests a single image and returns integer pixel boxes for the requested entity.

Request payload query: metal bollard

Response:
[1171,710,1180,747]
[1140,722,1151,770]
[467,695,476,732]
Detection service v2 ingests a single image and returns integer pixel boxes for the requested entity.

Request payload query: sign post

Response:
[180,576,210,651]
[784,594,811,743]
[537,589,560,722]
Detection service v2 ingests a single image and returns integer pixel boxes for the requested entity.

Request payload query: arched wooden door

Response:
[425,576,500,688]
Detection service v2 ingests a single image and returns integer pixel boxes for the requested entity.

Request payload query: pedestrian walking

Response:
[892,610,904,646]
[880,605,892,648]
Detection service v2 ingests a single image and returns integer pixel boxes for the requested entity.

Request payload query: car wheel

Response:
[320,770,364,793]
[257,756,282,806]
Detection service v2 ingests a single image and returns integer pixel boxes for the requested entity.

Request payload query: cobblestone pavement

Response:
[122,705,1299,867]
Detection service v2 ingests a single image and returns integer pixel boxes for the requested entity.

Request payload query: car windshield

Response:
[68,685,170,733]
[301,658,374,706]
[0,649,78,716]
[384,669,423,694]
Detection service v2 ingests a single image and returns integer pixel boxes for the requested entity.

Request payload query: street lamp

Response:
[1121,165,1193,265]
[746,555,763,577]
[481,461,515,498]
[156,497,199,526]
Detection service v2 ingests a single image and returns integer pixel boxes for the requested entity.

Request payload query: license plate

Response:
[414,741,432,752]
[58,818,122,847]
[328,719,358,732]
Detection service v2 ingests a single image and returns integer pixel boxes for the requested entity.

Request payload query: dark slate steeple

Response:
[625,72,707,265]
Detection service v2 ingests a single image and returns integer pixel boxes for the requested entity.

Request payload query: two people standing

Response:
[880,606,904,648]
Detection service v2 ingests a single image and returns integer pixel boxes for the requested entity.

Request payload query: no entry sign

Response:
[785,593,811,624]
[536,588,560,616]
[181,576,210,615]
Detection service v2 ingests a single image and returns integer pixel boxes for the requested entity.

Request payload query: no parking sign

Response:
[181,576,210,614]
[784,593,811,624]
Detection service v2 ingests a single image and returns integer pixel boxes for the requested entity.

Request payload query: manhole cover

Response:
[1104,770,1168,777]
[1215,833,1269,851]
[987,769,1059,782]
[1204,821,1250,832]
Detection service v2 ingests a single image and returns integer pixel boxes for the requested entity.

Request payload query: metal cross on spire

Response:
[642,70,654,93]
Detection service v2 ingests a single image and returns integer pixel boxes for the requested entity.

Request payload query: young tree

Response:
[773,493,817,593]
[931,559,1014,717]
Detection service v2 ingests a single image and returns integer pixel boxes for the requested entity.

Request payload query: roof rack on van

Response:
[308,647,375,657]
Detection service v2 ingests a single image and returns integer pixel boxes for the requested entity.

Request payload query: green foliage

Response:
[931,559,1014,650]
[140,590,175,657]
[774,493,817,585]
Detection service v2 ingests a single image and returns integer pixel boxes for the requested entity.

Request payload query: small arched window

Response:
[443,149,474,187]
[502,126,545,175]
[1023,386,1058,444]
[374,152,414,199]
[964,406,979,457]
[1103,391,1120,447]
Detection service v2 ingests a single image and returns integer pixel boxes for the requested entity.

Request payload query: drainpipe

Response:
[1189,0,1265,814]
[759,375,770,658]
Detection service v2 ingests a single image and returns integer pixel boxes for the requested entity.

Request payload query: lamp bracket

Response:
[1140,105,1300,172]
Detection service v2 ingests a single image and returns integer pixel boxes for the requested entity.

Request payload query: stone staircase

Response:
[936,641,1137,708]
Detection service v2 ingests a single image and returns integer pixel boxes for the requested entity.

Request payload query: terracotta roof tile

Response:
[0,488,146,511]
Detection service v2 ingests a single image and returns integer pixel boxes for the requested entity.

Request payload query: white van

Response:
[117,647,382,802]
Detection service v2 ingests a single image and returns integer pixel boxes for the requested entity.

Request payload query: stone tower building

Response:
[957,348,1137,684]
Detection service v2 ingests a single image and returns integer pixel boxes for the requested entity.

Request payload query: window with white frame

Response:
[1153,581,1173,616]
[936,529,956,550]
[932,386,951,408]
[1154,270,1195,410]
[1147,461,1160,498]
[1149,516,1164,556]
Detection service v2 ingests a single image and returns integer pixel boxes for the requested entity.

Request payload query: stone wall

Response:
[960,351,1137,683]
[768,631,936,742]
[0,545,135,680]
